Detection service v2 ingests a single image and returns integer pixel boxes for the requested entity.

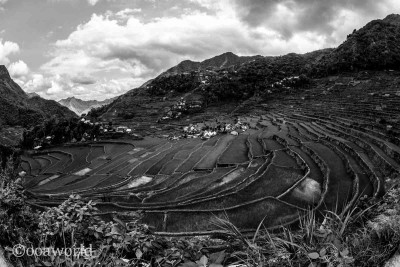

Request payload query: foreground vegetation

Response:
[1,157,399,266]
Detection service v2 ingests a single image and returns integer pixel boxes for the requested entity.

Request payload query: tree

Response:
[20,130,35,149]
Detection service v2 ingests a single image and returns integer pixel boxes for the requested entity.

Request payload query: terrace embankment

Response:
[22,71,400,234]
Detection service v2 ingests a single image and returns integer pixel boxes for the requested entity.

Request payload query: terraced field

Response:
[22,81,400,234]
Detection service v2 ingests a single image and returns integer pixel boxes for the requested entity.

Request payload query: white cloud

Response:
[31,1,400,101]
[0,0,7,11]
[0,39,20,65]
[24,74,52,94]
[87,0,99,6]
[47,80,64,95]
[8,60,29,79]
[53,8,323,64]
[23,70,139,101]
[33,5,335,100]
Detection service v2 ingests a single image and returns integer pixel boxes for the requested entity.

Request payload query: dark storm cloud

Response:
[233,0,383,38]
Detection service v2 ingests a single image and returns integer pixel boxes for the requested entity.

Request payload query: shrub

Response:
[211,187,400,267]
[0,158,39,247]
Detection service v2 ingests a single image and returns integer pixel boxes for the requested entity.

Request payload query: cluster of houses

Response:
[198,69,218,84]
[176,119,249,140]
[271,76,302,90]
[78,116,135,134]
[33,136,53,150]
[159,98,203,121]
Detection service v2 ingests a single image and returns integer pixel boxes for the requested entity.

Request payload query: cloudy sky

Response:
[0,0,399,101]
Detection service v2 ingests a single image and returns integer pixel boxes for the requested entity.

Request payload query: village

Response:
[166,117,250,141]
[31,92,254,150]
[158,97,203,121]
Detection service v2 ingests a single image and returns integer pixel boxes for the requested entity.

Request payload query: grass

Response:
[262,139,284,151]
[208,184,400,267]
[241,165,304,199]
[93,174,127,188]
[166,166,303,211]
[43,152,71,173]
[272,150,302,168]
[4,153,400,267]
[143,171,213,203]
[305,142,354,211]
[142,197,302,232]
[86,145,105,162]
[218,135,249,165]
[159,158,183,174]
[189,158,266,200]
[102,143,134,156]
[21,156,42,175]
[146,142,189,175]
[176,146,211,173]
[33,156,52,170]
[195,135,235,169]
[248,133,265,158]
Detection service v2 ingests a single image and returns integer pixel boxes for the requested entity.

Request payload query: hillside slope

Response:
[95,49,331,122]
[0,65,76,127]
[314,14,400,74]
[95,14,400,122]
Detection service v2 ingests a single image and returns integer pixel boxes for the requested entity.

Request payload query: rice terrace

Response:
[3,5,400,265]
[21,75,400,234]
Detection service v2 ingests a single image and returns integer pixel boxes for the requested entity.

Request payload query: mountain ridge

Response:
[58,96,117,115]
[0,65,76,128]
[160,51,262,77]
[313,13,400,73]
[95,14,400,121]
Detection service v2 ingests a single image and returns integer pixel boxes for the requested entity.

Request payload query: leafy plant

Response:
[0,157,39,248]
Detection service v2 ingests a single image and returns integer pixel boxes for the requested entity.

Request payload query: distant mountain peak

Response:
[213,51,238,59]
[222,51,235,55]
[160,52,260,77]
[58,96,116,115]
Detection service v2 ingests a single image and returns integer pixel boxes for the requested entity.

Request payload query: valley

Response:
[20,69,400,234]
[2,12,400,266]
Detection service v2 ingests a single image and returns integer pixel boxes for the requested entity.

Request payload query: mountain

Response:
[95,14,400,122]
[58,96,116,115]
[96,49,332,121]
[0,65,76,127]
[160,52,262,77]
[314,14,400,74]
